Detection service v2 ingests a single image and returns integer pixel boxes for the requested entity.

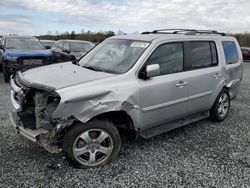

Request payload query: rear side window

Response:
[189,41,218,69]
[222,41,239,64]
[147,42,184,75]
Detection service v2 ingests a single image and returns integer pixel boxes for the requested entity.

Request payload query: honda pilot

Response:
[9,29,243,168]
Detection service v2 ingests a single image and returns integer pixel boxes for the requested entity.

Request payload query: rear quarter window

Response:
[222,41,239,64]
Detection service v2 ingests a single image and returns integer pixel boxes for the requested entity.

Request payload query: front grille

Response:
[19,56,50,64]
[17,56,51,71]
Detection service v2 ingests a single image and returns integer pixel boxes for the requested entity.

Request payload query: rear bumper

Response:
[10,112,48,143]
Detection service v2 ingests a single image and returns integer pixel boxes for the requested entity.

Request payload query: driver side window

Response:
[147,42,184,75]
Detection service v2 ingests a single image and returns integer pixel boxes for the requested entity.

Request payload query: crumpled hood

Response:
[5,49,52,57]
[19,62,115,90]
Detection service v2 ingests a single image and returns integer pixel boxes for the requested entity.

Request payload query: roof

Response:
[110,29,235,42]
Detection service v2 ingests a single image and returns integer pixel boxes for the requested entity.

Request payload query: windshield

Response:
[6,37,44,50]
[79,39,149,74]
[71,42,94,52]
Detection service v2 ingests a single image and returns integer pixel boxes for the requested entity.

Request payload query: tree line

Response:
[37,30,116,43]
[233,33,250,47]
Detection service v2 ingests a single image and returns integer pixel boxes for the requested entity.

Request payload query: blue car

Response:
[0,36,54,82]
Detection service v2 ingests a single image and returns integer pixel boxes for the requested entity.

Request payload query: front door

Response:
[138,42,189,130]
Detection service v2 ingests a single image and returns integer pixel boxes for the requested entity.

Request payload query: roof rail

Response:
[141,29,227,36]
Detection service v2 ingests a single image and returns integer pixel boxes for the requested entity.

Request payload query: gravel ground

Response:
[0,63,250,188]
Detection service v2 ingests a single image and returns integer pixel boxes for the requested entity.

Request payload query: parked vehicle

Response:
[52,40,95,59]
[241,47,250,61]
[0,35,54,82]
[10,29,243,168]
[40,40,76,63]
[40,40,56,49]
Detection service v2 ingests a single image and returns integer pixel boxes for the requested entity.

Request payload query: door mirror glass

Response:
[45,45,51,49]
[146,64,160,78]
[0,44,4,49]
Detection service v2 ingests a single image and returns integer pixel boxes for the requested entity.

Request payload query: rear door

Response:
[185,41,223,114]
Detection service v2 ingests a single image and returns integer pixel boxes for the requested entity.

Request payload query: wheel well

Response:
[93,111,137,142]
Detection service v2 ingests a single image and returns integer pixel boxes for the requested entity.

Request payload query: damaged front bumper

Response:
[10,111,48,142]
[10,111,62,153]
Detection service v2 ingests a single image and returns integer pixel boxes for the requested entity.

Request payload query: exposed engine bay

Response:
[11,74,74,153]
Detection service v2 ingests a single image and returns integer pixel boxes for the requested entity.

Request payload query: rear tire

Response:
[63,119,121,168]
[3,64,10,83]
[209,88,230,122]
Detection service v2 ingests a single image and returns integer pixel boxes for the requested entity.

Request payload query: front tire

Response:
[63,119,121,168]
[210,88,230,122]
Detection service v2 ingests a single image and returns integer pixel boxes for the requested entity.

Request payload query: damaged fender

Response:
[52,86,141,130]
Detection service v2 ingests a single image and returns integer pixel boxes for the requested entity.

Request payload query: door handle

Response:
[213,73,222,79]
[176,81,188,88]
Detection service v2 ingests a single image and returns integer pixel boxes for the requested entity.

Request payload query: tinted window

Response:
[147,42,184,75]
[222,41,239,64]
[189,41,218,69]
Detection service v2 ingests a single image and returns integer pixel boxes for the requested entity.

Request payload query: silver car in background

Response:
[52,40,95,59]
[10,29,243,168]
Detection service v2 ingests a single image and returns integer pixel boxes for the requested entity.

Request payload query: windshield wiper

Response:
[83,65,103,72]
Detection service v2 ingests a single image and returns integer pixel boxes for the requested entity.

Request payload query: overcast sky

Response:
[0,0,250,36]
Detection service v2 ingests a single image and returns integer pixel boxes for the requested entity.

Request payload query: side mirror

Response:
[146,64,160,78]
[0,44,4,50]
[45,45,51,49]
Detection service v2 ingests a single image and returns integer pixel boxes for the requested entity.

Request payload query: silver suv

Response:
[10,29,243,168]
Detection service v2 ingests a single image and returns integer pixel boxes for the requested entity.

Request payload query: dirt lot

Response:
[0,63,250,187]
